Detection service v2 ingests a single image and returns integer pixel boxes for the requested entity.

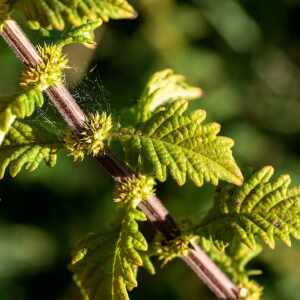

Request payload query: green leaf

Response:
[0,88,44,144]
[115,100,243,187]
[200,236,263,300]
[70,205,154,300]
[135,69,203,123]
[0,121,58,179]
[57,20,103,48]
[199,166,300,249]
[14,0,137,32]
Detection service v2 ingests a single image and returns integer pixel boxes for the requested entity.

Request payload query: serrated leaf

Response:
[70,205,154,300]
[200,236,263,300]
[57,20,103,48]
[135,69,203,123]
[199,166,300,249]
[15,0,137,32]
[0,88,44,145]
[115,100,243,187]
[0,120,58,179]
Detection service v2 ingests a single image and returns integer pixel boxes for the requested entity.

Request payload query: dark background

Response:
[1,0,300,299]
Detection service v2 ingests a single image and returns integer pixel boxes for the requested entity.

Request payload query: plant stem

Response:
[1,19,239,300]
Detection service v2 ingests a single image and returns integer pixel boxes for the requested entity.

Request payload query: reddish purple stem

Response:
[0,19,239,300]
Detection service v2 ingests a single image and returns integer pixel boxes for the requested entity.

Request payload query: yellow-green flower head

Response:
[21,44,68,90]
[64,112,113,162]
[64,130,85,162]
[239,280,263,300]
[114,175,156,207]
[153,233,198,266]
[80,112,113,156]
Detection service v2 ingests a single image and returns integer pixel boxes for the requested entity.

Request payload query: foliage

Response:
[198,166,300,249]
[115,99,243,187]
[70,202,154,300]
[56,20,103,48]
[0,42,67,145]
[14,0,136,32]
[200,237,263,300]
[0,89,44,144]
[134,69,203,123]
[0,121,58,179]
[0,1,300,300]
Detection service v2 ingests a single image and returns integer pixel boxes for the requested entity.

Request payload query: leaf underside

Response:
[14,0,137,31]
[0,88,44,144]
[200,236,263,300]
[0,120,58,179]
[135,69,203,123]
[117,100,243,187]
[199,166,300,249]
[70,206,154,300]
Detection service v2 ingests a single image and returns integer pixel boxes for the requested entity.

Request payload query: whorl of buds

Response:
[238,280,263,300]
[153,233,199,266]
[114,175,155,207]
[21,44,68,90]
[64,112,113,162]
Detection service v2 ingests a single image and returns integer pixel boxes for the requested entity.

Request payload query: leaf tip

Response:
[122,3,138,19]
[262,165,274,175]
[235,174,244,186]
[191,87,204,99]
[129,9,138,19]
[230,165,244,186]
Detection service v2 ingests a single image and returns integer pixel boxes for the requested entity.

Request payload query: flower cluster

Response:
[64,112,113,162]
[21,44,68,90]
[153,232,199,266]
[114,174,155,207]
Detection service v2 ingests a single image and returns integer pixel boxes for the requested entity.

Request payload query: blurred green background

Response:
[1,0,300,299]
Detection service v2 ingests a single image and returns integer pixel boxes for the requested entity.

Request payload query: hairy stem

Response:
[1,19,239,300]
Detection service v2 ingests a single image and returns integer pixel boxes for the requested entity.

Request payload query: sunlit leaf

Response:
[70,205,154,300]
[0,121,58,179]
[116,100,243,187]
[199,166,300,249]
